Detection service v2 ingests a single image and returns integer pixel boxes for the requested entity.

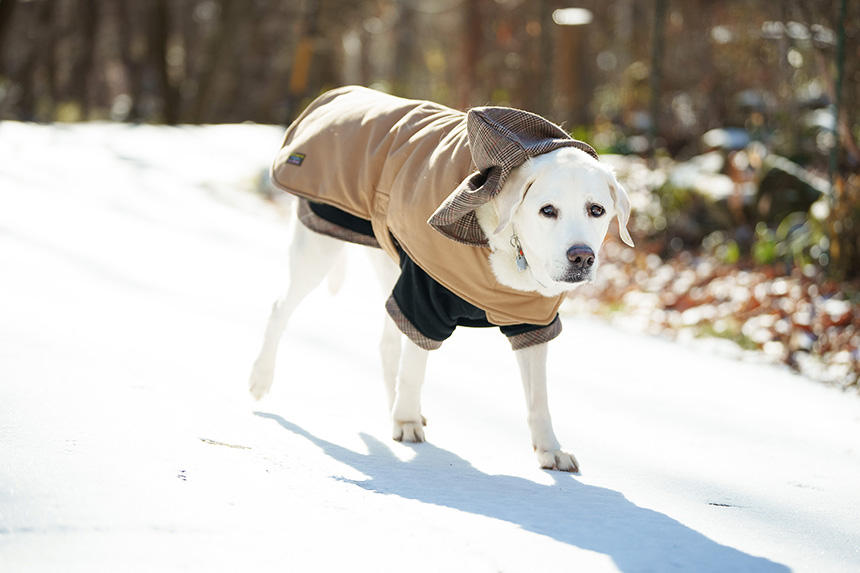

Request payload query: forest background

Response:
[0,0,857,387]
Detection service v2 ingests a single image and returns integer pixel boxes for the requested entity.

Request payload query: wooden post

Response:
[648,0,666,158]
[829,0,847,192]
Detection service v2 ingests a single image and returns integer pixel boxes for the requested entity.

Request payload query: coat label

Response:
[287,152,306,166]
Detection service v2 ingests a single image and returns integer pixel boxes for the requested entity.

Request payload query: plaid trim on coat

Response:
[385,294,562,351]
[506,317,563,350]
[297,199,381,248]
[384,295,444,350]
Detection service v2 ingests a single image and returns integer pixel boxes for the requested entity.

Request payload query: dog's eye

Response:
[589,204,605,217]
[539,204,558,218]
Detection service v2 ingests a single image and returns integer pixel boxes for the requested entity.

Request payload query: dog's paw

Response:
[392,420,425,443]
[248,366,274,401]
[536,449,579,473]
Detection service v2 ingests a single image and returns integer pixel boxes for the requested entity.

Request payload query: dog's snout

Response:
[567,245,594,270]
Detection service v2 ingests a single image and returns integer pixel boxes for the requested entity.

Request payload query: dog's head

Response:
[478,147,633,296]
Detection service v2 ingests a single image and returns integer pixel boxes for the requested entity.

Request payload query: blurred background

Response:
[0,0,857,387]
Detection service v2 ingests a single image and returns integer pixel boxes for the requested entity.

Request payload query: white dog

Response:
[249,87,632,472]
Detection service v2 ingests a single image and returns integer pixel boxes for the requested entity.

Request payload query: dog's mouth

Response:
[558,260,596,284]
[559,269,592,283]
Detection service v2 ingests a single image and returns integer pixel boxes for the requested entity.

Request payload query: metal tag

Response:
[516,253,528,272]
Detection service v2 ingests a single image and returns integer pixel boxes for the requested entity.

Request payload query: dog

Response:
[249,86,633,472]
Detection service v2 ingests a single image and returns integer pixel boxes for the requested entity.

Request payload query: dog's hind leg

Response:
[366,250,401,412]
[249,223,344,400]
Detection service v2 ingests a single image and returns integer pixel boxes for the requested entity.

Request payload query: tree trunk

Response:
[457,0,481,109]
[190,0,241,123]
[537,0,554,117]
[38,0,56,118]
[151,0,178,124]
[117,0,143,121]
[0,0,17,65]
[67,0,98,120]
[282,0,319,123]
[392,0,415,96]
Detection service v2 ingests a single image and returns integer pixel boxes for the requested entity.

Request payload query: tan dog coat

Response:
[270,86,597,349]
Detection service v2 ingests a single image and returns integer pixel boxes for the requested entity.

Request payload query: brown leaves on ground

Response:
[567,240,859,391]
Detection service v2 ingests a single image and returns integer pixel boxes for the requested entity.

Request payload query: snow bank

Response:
[1,121,858,572]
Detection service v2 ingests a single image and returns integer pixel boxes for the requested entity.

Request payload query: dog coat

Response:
[270,86,598,350]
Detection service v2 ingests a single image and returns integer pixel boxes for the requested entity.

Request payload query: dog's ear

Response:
[607,172,634,247]
[491,164,532,235]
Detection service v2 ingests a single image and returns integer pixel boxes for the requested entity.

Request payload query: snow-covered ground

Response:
[1,121,859,572]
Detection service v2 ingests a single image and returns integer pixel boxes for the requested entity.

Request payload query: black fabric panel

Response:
[307,201,375,238]
[391,247,549,343]
[391,250,488,342]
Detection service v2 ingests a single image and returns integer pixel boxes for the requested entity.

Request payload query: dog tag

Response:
[511,233,529,272]
[516,253,528,272]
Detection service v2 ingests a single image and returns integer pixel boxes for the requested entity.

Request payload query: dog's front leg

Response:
[515,342,579,473]
[391,340,428,443]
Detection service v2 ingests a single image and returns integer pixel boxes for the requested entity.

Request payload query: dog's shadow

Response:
[255,412,788,573]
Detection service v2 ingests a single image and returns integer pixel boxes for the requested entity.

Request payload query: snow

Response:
[1,121,859,572]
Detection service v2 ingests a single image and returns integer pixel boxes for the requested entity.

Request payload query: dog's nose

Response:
[567,244,594,270]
